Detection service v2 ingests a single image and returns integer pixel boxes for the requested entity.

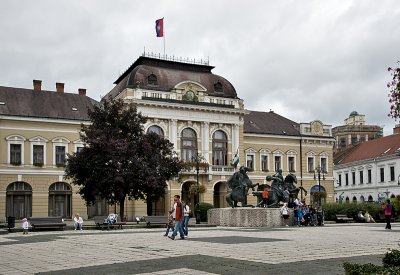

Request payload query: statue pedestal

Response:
[208,207,284,227]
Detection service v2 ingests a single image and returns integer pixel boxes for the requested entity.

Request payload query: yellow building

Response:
[0,55,335,222]
[0,81,96,220]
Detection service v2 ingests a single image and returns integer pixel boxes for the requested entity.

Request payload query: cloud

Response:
[0,0,399,135]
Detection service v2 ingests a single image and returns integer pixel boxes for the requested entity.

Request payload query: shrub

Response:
[343,248,400,275]
[198,202,214,222]
[322,202,382,221]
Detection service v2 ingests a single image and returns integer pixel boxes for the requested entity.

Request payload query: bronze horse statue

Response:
[226,166,258,208]
[257,173,307,207]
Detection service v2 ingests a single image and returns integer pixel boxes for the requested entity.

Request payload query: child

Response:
[164,214,174,236]
[22,218,29,234]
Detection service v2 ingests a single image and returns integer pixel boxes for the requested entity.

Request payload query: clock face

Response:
[185,90,195,100]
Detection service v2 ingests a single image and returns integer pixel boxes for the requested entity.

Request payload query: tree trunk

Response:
[119,198,125,221]
[147,200,153,216]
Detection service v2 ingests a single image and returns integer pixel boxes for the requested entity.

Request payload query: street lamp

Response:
[192,152,206,224]
[314,166,327,207]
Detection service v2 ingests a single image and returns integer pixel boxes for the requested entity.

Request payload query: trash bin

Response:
[7,216,15,232]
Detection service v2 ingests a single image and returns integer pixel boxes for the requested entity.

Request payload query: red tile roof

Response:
[335,134,400,165]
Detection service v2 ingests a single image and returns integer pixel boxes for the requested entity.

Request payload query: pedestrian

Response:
[261,185,270,208]
[73,213,83,230]
[297,205,304,226]
[280,202,289,226]
[22,218,29,235]
[182,200,190,237]
[384,199,393,230]
[164,213,174,236]
[168,195,185,240]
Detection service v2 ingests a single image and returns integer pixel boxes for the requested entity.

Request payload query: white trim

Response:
[52,137,70,166]
[0,126,81,134]
[6,135,26,165]
[259,153,269,172]
[245,153,255,170]
[30,140,47,166]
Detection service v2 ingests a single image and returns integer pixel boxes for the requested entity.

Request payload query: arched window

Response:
[310,185,326,205]
[181,128,197,162]
[212,130,227,166]
[147,125,164,137]
[360,195,365,202]
[6,182,32,219]
[147,74,158,85]
[368,195,374,202]
[345,197,350,203]
[352,196,357,203]
[49,182,72,218]
[214,81,223,93]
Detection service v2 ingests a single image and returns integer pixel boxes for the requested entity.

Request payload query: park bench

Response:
[93,216,126,230]
[30,217,66,231]
[144,216,168,228]
[335,214,354,223]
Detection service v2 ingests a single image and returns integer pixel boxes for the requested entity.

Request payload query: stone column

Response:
[202,122,209,162]
[169,119,178,152]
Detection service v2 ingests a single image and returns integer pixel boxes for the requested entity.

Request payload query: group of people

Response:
[356,211,376,223]
[165,195,191,240]
[280,202,324,226]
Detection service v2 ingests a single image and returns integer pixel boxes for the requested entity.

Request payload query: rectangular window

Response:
[390,166,395,182]
[288,157,295,172]
[359,171,364,184]
[274,156,281,171]
[321,158,327,172]
[380,167,385,182]
[352,172,356,185]
[368,169,372,183]
[345,173,349,186]
[307,157,314,172]
[261,155,268,172]
[10,144,21,164]
[76,147,84,153]
[246,155,254,171]
[33,145,44,164]
[56,146,66,165]
[338,174,342,187]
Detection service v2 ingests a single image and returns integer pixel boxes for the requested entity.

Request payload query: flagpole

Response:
[163,17,166,57]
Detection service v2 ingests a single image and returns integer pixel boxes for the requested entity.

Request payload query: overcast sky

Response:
[1,1,399,135]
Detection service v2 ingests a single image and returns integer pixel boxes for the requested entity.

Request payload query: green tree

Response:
[64,98,181,219]
[387,61,400,119]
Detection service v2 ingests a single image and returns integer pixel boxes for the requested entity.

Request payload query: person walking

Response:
[22,218,29,235]
[182,200,190,237]
[164,213,174,236]
[168,195,185,240]
[384,199,393,230]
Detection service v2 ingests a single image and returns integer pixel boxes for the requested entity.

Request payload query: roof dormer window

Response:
[214,81,223,93]
[147,74,158,86]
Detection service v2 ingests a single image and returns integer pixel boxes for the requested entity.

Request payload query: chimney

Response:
[56,82,64,93]
[78,88,86,96]
[33,80,42,91]
[394,124,400,135]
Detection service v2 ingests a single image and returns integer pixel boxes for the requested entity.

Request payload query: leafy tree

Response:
[387,61,400,119]
[64,98,181,219]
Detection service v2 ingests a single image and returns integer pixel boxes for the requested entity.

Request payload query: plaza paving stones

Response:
[0,223,398,275]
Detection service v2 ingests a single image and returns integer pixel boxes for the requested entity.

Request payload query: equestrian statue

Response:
[225,166,259,208]
[253,169,307,208]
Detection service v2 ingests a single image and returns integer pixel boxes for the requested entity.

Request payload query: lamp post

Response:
[314,166,327,207]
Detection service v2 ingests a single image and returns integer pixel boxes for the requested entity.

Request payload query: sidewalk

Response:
[0,223,396,274]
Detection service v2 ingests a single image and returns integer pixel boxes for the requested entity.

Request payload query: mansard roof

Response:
[106,56,237,99]
[0,86,98,121]
[335,134,400,165]
[244,110,300,136]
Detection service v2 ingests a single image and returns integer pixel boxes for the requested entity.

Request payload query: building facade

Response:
[332,111,383,152]
[334,134,400,203]
[0,81,97,220]
[0,55,335,222]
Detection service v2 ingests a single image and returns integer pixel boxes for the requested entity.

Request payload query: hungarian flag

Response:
[231,149,240,169]
[155,18,164,37]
